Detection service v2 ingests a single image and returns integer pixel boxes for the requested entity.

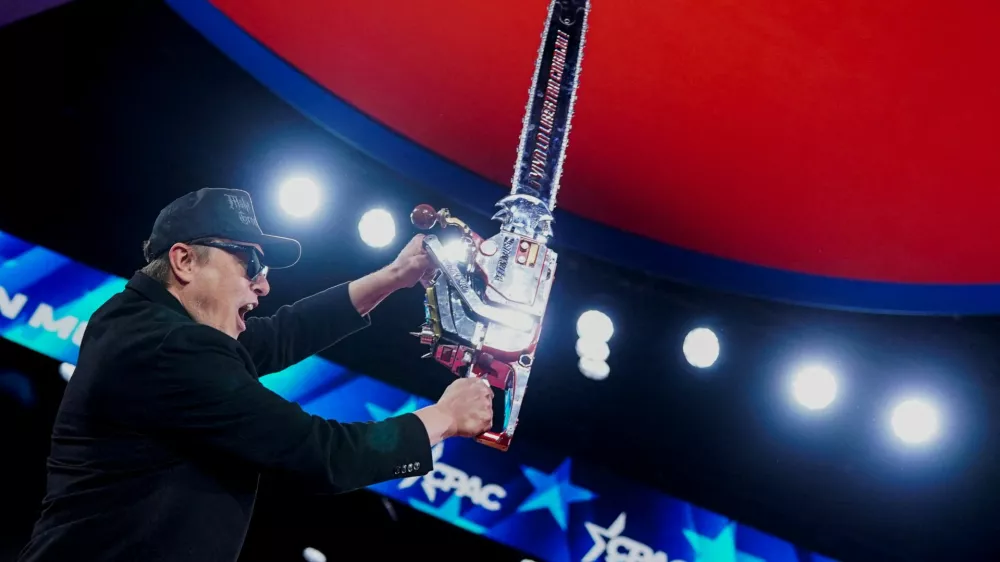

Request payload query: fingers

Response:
[392,235,428,281]
[444,376,495,436]
[467,378,494,434]
[478,405,494,434]
[469,377,494,400]
[479,382,493,432]
[413,253,433,272]
[405,234,426,255]
[459,375,489,387]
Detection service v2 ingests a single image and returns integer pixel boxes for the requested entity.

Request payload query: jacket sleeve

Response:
[237,282,371,377]
[108,324,432,493]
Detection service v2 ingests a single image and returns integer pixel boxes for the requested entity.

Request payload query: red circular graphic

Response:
[211,0,1000,284]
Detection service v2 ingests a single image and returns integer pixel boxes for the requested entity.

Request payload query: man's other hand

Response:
[437,377,494,438]
[415,377,494,445]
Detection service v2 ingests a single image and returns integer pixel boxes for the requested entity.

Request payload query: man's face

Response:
[181,239,270,339]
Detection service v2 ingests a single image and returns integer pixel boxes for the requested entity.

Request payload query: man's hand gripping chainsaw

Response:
[410,203,557,451]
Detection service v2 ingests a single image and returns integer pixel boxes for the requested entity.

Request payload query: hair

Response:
[140,239,212,287]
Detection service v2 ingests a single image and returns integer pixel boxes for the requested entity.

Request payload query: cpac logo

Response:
[583,512,684,562]
[398,442,507,511]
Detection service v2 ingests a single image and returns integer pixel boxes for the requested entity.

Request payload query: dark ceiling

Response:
[3,1,1000,561]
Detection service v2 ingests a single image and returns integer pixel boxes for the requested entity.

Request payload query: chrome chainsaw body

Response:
[411,207,557,451]
[410,0,589,451]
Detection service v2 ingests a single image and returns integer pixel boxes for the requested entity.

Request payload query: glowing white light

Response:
[279,177,320,217]
[791,365,838,410]
[444,239,470,262]
[59,362,76,382]
[579,357,610,381]
[576,338,610,361]
[577,310,613,342]
[302,547,327,562]
[891,398,940,445]
[358,208,396,248]
[683,327,720,368]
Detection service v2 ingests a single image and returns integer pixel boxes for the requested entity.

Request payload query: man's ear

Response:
[167,243,200,285]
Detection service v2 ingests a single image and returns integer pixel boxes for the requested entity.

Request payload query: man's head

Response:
[141,188,301,339]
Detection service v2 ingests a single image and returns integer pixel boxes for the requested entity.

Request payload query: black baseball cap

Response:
[145,188,302,269]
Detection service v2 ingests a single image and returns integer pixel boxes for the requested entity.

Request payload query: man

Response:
[18,188,494,562]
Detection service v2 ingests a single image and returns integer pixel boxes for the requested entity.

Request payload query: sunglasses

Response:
[192,240,269,282]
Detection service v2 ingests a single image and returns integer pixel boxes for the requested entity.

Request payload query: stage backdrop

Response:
[0,228,836,562]
[161,0,1000,315]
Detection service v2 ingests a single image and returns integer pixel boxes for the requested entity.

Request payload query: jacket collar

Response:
[126,271,194,320]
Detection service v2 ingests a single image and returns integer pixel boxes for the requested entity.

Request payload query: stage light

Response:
[358,208,396,248]
[579,357,610,381]
[682,327,719,368]
[302,547,327,562]
[791,365,837,410]
[576,338,610,361]
[59,362,76,382]
[576,311,613,379]
[279,177,320,217]
[891,398,940,445]
[577,310,613,342]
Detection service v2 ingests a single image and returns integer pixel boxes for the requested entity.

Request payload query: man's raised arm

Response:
[238,235,432,376]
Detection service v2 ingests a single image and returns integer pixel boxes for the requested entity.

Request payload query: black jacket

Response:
[18,272,433,562]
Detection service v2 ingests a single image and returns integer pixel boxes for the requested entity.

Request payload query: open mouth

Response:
[238,303,255,322]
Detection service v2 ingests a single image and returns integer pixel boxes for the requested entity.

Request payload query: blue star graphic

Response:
[409,494,487,535]
[366,395,420,421]
[516,458,595,530]
[682,523,765,562]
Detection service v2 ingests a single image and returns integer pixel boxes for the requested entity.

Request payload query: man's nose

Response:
[252,275,270,297]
